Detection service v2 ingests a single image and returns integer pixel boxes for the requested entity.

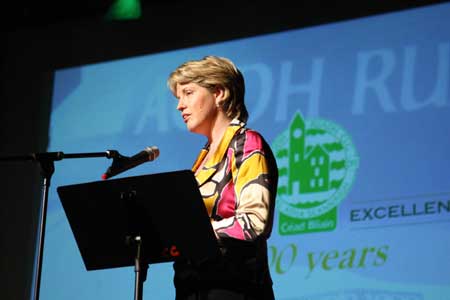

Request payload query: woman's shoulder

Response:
[233,127,268,152]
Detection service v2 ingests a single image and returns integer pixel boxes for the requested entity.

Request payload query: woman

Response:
[167,56,278,300]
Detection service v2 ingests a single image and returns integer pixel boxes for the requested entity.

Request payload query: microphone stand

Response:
[0,150,120,300]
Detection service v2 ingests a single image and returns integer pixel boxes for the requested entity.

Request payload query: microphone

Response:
[102,146,159,180]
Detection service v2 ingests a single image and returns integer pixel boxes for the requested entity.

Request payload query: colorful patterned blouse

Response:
[192,119,278,241]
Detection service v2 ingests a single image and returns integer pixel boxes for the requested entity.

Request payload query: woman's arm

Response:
[212,130,276,241]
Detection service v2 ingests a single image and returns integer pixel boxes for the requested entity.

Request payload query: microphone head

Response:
[144,146,160,161]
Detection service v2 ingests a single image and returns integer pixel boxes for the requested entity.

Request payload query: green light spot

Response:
[105,0,141,20]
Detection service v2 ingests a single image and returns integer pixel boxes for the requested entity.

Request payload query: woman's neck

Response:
[207,113,232,152]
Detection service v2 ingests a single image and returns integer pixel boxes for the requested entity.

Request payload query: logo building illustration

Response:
[272,111,359,235]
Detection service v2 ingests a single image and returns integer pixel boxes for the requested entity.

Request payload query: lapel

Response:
[192,119,245,187]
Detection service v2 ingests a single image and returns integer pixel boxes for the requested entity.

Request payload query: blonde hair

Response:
[167,55,248,122]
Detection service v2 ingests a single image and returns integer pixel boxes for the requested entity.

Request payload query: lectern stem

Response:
[134,236,148,300]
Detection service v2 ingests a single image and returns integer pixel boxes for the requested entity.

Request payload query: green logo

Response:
[272,111,359,235]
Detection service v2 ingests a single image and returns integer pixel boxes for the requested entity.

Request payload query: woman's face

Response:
[175,82,222,137]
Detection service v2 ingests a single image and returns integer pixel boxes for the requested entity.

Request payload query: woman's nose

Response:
[177,98,186,111]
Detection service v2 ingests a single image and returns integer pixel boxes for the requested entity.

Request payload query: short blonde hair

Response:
[167,55,248,122]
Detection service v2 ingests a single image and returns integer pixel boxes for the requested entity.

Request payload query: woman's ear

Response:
[213,86,226,107]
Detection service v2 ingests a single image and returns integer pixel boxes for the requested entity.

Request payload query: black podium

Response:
[57,169,219,300]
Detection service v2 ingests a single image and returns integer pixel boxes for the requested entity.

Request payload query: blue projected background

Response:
[42,3,450,300]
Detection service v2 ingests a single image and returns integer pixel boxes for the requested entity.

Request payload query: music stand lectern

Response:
[57,169,219,300]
